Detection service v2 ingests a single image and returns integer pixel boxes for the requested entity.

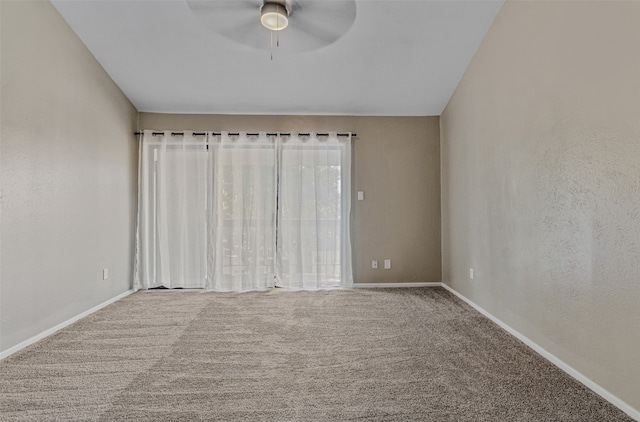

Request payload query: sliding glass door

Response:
[277,138,352,289]
[134,131,352,291]
[209,134,277,291]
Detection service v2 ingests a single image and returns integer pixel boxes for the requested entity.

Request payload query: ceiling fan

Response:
[186,0,357,53]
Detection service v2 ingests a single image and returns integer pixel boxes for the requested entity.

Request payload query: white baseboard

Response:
[440,283,640,421]
[353,282,443,288]
[0,289,135,360]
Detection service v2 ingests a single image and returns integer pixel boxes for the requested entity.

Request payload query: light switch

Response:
[357,191,364,201]
[372,260,378,269]
[384,259,391,269]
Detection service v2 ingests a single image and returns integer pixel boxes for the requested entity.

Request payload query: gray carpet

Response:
[0,287,633,421]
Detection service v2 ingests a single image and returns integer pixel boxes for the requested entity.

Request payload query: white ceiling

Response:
[51,0,503,116]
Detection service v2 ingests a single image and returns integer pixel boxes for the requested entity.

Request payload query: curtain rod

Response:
[134,131,356,137]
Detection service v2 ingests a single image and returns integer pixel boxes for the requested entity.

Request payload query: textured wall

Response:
[140,113,441,284]
[441,0,640,413]
[1,1,138,353]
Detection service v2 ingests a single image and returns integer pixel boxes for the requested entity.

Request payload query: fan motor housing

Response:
[261,1,290,31]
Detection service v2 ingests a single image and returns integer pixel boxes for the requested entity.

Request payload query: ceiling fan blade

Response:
[187,0,260,36]
[288,0,357,48]
[218,22,270,50]
[187,0,260,13]
[279,26,325,52]
[289,19,341,45]
[289,13,346,45]
[290,1,356,29]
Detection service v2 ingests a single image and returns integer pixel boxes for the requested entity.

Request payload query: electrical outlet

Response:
[384,259,391,269]
[103,268,109,280]
[372,260,378,269]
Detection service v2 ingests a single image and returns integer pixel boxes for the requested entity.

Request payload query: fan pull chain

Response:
[267,2,285,60]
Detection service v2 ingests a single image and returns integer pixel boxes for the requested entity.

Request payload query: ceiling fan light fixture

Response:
[261,2,289,31]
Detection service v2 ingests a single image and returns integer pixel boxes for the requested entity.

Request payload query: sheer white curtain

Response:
[135,131,352,291]
[207,132,277,291]
[276,133,353,289]
[134,130,209,289]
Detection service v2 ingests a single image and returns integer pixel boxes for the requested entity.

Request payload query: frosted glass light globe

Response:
[261,3,289,31]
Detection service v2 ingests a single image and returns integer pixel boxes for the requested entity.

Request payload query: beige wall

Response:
[1,1,138,353]
[441,0,640,413]
[140,113,442,284]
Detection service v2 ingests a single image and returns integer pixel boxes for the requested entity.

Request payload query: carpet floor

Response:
[0,287,633,421]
